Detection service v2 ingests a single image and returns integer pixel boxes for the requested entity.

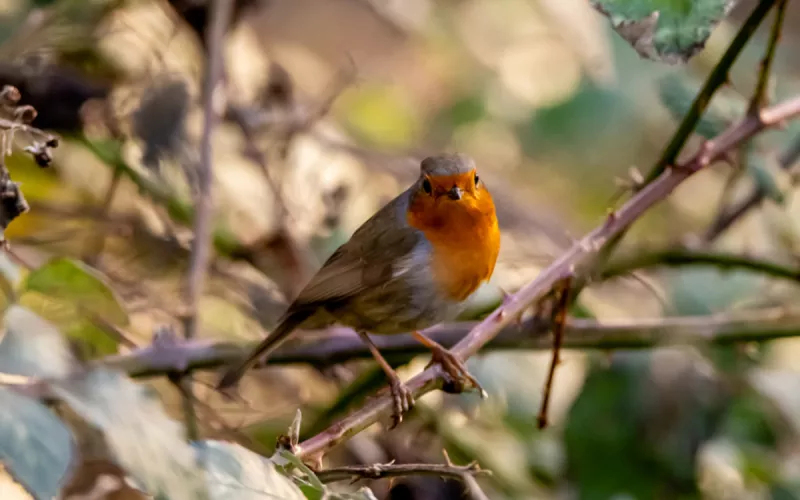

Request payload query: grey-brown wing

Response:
[290,192,421,308]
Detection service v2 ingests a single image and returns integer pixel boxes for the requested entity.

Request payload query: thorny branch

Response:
[595,0,780,277]
[99,306,800,379]
[178,0,234,441]
[290,95,800,461]
[314,461,489,484]
[644,0,779,185]
[704,132,800,241]
[704,0,790,241]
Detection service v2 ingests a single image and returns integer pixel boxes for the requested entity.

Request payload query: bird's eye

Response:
[422,178,432,194]
[474,174,480,186]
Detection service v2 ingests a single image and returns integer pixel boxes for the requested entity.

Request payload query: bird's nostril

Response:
[447,186,462,200]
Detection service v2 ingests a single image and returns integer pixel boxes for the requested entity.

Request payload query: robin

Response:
[217,153,500,424]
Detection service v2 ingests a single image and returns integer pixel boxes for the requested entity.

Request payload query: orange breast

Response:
[407,189,500,302]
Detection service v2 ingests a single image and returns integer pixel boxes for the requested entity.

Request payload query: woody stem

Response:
[293,95,800,460]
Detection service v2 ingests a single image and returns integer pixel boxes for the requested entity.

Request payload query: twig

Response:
[596,0,780,273]
[314,461,488,484]
[704,0,789,241]
[704,133,800,240]
[748,0,786,114]
[292,95,800,460]
[179,0,234,442]
[537,278,571,429]
[645,0,779,185]
[602,247,800,283]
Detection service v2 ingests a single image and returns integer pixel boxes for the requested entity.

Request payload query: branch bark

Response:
[315,461,488,484]
[290,95,800,460]
[99,306,800,380]
[97,306,800,378]
[179,0,234,441]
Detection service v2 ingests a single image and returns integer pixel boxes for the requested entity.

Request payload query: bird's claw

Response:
[388,378,415,429]
[428,348,487,399]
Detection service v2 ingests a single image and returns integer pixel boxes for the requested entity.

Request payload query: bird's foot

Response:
[412,331,487,399]
[387,376,415,429]
[430,346,487,398]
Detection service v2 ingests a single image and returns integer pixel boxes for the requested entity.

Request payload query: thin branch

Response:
[704,0,789,241]
[179,0,234,442]
[704,132,800,240]
[602,248,800,283]
[537,279,571,429]
[597,0,780,273]
[644,0,778,185]
[748,0,786,114]
[314,461,489,484]
[291,95,800,460]
[96,307,800,378]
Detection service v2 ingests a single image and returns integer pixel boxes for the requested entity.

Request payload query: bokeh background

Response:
[3,0,800,498]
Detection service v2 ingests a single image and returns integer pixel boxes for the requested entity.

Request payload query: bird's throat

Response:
[407,196,500,301]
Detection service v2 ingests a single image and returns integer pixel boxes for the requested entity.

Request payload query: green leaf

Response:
[591,0,736,63]
[658,73,746,139]
[565,362,659,500]
[566,352,727,499]
[22,257,128,325]
[272,449,377,500]
[0,305,75,378]
[52,368,205,500]
[341,84,419,148]
[17,292,118,357]
[194,441,306,500]
[669,267,757,316]
[0,387,75,500]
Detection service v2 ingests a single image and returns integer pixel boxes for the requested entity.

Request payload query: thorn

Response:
[442,449,454,466]
[288,409,302,448]
[628,166,644,187]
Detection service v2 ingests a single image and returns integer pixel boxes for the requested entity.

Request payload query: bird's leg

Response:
[412,331,487,399]
[356,331,414,427]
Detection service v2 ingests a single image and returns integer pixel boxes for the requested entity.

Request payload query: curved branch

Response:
[292,95,800,460]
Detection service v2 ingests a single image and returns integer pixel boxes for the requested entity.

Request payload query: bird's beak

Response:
[447,186,463,200]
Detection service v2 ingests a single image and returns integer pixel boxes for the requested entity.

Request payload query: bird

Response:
[217,153,500,424]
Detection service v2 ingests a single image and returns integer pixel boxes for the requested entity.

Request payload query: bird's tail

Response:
[216,311,309,390]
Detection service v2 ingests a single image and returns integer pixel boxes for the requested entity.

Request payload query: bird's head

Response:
[407,153,495,231]
[414,153,486,205]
